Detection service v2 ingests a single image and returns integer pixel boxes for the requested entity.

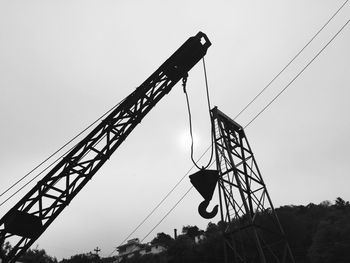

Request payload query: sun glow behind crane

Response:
[177,130,200,152]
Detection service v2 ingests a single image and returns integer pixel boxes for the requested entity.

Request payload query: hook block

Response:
[189,169,219,201]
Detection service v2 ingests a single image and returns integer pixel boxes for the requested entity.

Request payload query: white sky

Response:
[0,0,349,260]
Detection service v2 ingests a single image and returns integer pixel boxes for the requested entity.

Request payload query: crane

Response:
[0,32,211,263]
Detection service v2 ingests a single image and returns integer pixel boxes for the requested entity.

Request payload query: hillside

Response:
[1,197,349,263]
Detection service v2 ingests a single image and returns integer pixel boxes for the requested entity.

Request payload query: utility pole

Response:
[94,247,101,256]
[92,247,101,263]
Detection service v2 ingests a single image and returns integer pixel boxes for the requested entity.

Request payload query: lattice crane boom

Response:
[0,32,211,263]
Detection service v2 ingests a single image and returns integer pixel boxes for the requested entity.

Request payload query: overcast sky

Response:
[0,0,349,260]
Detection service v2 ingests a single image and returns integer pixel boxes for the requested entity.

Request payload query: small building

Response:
[117,238,143,259]
[139,243,166,256]
[114,238,166,262]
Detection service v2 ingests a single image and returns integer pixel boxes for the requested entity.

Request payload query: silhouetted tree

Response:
[319,200,332,207]
[20,246,57,263]
[182,225,201,240]
[59,252,99,263]
[151,232,174,248]
[277,206,310,262]
[308,210,350,263]
[167,235,195,263]
[334,197,349,209]
[0,241,11,261]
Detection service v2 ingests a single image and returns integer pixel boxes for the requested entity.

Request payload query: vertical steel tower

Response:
[211,107,294,263]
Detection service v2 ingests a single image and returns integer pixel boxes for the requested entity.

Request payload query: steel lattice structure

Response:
[0,32,211,263]
[211,107,295,263]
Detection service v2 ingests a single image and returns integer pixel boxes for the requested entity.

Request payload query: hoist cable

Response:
[234,0,349,121]
[202,57,215,169]
[244,18,350,129]
[182,57,214,170]
[0,99,125,204]
[183,79,201,170]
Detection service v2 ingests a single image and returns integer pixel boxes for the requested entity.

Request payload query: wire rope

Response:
[202,57,215,169]
[182,77,201,170]
[182,57,215,170]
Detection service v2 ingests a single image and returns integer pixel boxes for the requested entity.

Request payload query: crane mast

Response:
[0,32,211,263]
[211,107,295,263]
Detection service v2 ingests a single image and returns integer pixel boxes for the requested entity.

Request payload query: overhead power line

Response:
[244,18,350,129]
[110,163,196,256]
[234,0,349,121]
[140,186,194,243]
[0,99,125,206]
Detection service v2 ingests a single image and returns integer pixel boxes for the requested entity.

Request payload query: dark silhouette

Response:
[3,197,349,263]
[109,197,350,263]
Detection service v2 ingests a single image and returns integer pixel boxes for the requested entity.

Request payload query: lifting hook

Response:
[198,199,218,219]
[189,169,219,220]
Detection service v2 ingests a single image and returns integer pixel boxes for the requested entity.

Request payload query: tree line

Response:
[1,197,349,262]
